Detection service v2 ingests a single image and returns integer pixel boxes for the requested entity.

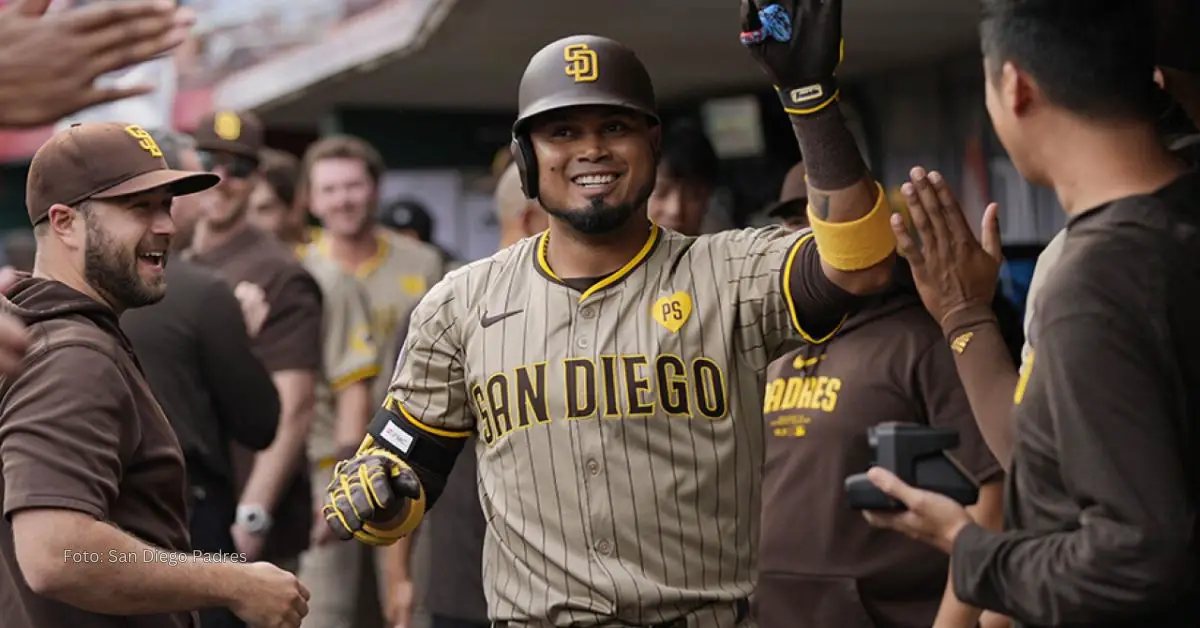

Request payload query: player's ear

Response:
[648,123,662,164]
[1001,60,1035,117]
[46,203,85,249]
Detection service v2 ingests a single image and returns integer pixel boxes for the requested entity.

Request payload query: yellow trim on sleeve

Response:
[384,394,472,439]
[782,233,847,345]
[1014,351,1035,405]
[330,364,381,392]
[806,181,895,271]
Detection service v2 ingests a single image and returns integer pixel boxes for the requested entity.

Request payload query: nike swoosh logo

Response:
[480,309,524,328]
[792,355,825,370]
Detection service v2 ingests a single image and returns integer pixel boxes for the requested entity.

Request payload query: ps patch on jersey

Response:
[651,291,692,333]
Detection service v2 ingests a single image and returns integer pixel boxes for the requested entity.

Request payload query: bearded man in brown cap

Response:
[0,122,311,628]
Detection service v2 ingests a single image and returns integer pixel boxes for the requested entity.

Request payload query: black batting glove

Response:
[739,0,844,115]
[322,448,422,543]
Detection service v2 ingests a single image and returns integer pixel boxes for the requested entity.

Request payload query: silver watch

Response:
[235,504,273,534]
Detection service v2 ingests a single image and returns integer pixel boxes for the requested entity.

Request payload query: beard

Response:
[84,217,167,310]
[542,177,655,236]
[207,193,248,233]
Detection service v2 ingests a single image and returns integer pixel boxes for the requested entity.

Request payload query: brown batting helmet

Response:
[510,35,659,199]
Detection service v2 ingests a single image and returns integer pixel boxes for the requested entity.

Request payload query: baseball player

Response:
[297,135,447,406]
[385,164,549,628]
[248,147,386,628]
[297,134,446,628]
[322,3,900,626]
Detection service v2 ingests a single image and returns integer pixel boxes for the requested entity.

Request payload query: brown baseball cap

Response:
[766,161,809,218]
[193,110,265,159]
[26,122,220,226]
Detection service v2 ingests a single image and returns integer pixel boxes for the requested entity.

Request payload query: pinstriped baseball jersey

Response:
[300,228,445,405]
[386,224,844,627]
[299,254,380,463]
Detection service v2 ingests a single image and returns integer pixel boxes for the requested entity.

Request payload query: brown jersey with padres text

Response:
[757,287,1001,628]
[191,225,324,561]
[383,225,854,627]
[0,277,195,628]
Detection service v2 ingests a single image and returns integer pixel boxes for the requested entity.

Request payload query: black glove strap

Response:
[365,408,461,480]
[777,78,839,116]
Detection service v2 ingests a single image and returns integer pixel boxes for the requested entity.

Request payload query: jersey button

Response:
[580,307,595,319]
[576,337,590,349]
[595,539,612,556]
[586,459,600,475]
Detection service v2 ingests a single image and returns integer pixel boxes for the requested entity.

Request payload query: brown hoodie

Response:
[0,276,194,628]
[755,278,1001,628]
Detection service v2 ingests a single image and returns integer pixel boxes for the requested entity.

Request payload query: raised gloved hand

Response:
[323,447,424,546]
[739,0,844,115]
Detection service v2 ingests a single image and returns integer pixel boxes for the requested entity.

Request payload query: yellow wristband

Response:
[807,181,895,271]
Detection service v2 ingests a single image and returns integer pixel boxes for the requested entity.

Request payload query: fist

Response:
[323,449,422,542]
[229,561,310,628]
[233,282,269,338]
[739,0,844,114]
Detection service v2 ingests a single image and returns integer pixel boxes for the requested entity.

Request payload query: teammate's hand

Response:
[892,167,1002,332]
[228,561,311,628]
[739,0,843,115]
[860,467,973,554]
[230,523,266,562]
[234,281,270,338]
[0,0,194,128]
[323,449,422,541]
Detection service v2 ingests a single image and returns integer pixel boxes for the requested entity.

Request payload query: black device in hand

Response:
[845,422,979,511]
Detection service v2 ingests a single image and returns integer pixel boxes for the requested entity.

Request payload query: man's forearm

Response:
[240,374,316,511]
[934,484,1005,627]
[791,108,873,222]
[934,579,984,628]
[380,527,421,584]
[944,314,1020,469]
[334,381,374,452]
[31,520,240,614]
[791,108,893,294]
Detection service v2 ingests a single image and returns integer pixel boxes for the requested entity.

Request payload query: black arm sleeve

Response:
[365,405,467,508]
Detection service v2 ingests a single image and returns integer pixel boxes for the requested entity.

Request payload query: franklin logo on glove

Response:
[739,0,845,116]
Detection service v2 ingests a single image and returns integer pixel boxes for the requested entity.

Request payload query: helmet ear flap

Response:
[511,134,539,200]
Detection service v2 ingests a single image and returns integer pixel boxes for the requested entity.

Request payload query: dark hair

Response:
[659,121,719,186]
[258,148,300,208]
[980,0,1158,122]
[301,134,386,185]
[146,128,197,170]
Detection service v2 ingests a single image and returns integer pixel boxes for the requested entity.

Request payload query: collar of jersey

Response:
[533,224,661,303]
[310,227,390,280]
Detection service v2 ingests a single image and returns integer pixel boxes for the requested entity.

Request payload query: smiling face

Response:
[527,105,659,236]
[307,156,377,239]
[62,188,176,309]
[196,149,258,232]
